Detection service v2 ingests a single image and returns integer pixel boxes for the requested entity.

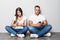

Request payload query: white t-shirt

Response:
[29,14,46,24]
[13,16,27,24]
[12,16,27,29]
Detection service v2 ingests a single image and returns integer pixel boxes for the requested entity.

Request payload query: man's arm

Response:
[29,20,41,27]
[42,20,47,26]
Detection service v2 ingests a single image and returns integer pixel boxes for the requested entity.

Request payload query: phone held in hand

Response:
[39,21,41,23]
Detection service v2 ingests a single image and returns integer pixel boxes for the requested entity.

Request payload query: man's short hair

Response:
[35,5,40,8]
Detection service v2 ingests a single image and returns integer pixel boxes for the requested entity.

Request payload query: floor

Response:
[0,33,60,40]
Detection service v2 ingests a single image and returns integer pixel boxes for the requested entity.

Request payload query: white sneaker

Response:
[17,34,25,38]
[30,34,38,38]
[11,33,15,36]
[44,32,51,37]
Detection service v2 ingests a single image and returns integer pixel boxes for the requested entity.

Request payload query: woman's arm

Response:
[10,20,17,27]
[17,19,27,27]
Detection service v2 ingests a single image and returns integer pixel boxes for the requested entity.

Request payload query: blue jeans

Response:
[5,26,28,36]
[29,24,52,37]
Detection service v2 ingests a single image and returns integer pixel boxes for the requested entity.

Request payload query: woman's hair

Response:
[14,7,23,23]
[15,7,23,17]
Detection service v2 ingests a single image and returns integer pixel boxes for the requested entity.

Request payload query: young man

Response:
[29,5,52,38]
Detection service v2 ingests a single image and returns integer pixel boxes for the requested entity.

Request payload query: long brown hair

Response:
[14,7,23,23]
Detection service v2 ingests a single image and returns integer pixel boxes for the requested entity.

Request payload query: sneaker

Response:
[44,32,51,37]
[30,34,38,38]
[17,34,25,38]
[11,33,15,36]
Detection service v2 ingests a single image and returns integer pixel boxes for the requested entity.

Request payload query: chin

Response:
[37,14,39,15]
[18,15,21,17]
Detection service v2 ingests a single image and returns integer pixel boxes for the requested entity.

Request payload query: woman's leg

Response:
[17,26,28,34]
[5,25,17,35]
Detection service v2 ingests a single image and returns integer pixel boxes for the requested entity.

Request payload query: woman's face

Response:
[17,10,22,17]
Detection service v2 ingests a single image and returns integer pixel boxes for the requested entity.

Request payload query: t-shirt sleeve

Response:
[29,16,32,21]
[42,16,46,21]
[12,16,16,21]
[23,16,27,20]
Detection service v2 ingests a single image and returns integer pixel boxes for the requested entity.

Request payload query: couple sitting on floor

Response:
[5,5,52,38]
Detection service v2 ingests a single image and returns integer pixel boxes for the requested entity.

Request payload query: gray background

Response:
[0,0,60,33]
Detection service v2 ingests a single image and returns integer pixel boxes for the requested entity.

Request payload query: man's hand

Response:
[36,22,42,27]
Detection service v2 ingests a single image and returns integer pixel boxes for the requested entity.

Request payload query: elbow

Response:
[29,24,32,26]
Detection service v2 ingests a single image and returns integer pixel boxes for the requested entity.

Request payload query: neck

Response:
[35,13,39,16]
[18,15,22,17]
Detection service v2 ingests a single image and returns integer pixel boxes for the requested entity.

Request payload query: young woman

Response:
[5,7,28,38]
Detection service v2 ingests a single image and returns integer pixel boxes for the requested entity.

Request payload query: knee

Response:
[24,26,28,31]
[28,27,34,31]
[5,26,10,30]
[47,24,52,30]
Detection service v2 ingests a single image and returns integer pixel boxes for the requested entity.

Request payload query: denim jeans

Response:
[29,24,52,37]
[5,26,28,35]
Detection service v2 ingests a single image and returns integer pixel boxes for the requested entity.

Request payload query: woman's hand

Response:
[13,23,17,27]
[16,23,24,27]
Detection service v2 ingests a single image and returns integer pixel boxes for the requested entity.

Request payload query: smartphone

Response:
[39,21,41,23]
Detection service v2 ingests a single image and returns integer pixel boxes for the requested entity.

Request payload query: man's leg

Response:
[29,26,40,34]
[29,26,42,38]
[37,24,52,37]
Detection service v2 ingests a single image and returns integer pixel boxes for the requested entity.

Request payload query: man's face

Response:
[34,7,40,15]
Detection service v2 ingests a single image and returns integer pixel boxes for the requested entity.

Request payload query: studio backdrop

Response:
[0,0,60,33]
